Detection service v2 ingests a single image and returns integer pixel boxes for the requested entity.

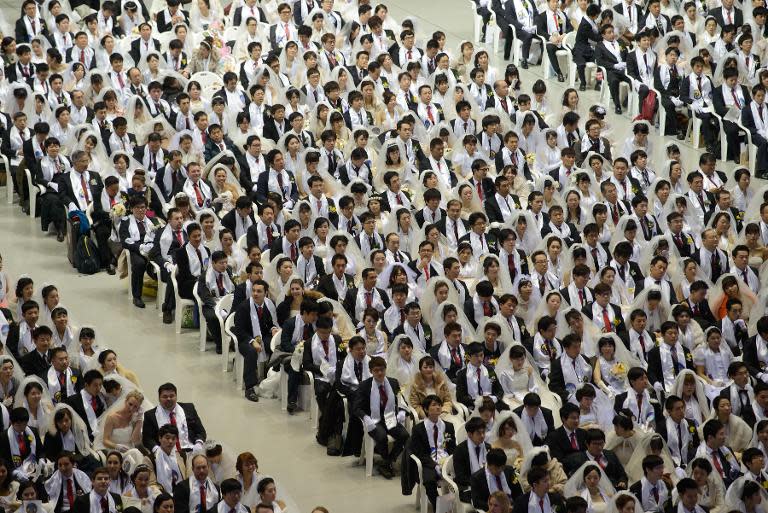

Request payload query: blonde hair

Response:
[489,491,511,512]
[125,390,144,404]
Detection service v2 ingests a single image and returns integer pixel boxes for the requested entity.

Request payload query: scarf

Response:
[520,408,548,440]
[248,298,265,343]
[155,404,191,449]
[436,340,465,372]
[126,216,154,245]
[7,426,36,468]
[18,322,36,354]
[47,367,76,404]
[472,295,499,324]
[185,243,208,277]
[310,333,337,383]
[44,469,91,506]
[204,267,233,297]
[183,179,212,209]
[88,491,117,513]
[340,354,371,388]
[465,363,492,398]
[468,440,487,473]
[622,389,654,426]
[153,446,183,493]
[235,213,253,239]
[404,322,427,352]
[355,288,385,321]
[79,390,101,433]
[189,478,219,513]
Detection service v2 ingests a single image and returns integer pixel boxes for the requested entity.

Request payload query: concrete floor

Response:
[0,0,742,510]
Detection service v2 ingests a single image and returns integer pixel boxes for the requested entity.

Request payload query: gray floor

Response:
[0,0,737,511]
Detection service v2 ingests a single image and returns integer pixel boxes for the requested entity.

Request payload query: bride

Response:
[563,462,616,513]
[95,389,144,451]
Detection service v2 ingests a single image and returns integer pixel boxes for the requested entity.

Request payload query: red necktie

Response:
[66,478,74,508]
[638,334,646,353]
[169,411,182,450]
[732,88,741,109]
[508,254,515,277]
[569,431,578,449]
[539,499,545,513]
[483,302,492,316]
[176,230,183,244]
[266,227,273,245]
[117,73,124,89]
[406,50,412,60]
[216,274,225,295]
[578,289,585,306]
[477,182,483,200]
[424,266,430,281]
[396,193,403,205]
[91,396,99,413]
[290,244,297,261]
[379,384,388,412]
[366,292,372,307]
[553,12,560,31]
[110,197,116,207]
[284,23,290,40]
[80,49,85,64]
[100,496,108,513]
[596,454,606,470]
[202,132,207,144]
[501,97,508,113]
[193,182,204,206]
[321,339,329,357]
[30,18,36,34]
[495,474,504,492]
[450,347,461,366]
[727,10,732,23]
[602,308,612,332]
[80,175,90,203]
[17,432,26,455]
[199,485,206,511]
[426,105,435,124]
[712,454,724,476]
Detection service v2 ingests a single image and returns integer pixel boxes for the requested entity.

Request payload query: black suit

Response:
[261,117,289,143]
[428,343,467,382]
[231,299,277,389]
[646,344,694,392]
[156,9,189,32]
[505,0,539,61]
[129,38,161,64]
[654,64,684,136]
[220,209,256,239]
[315,273,355,302]
[594,40,631,110]
[669,230,697,258]
[470,466,523,510]
[141,403,206,451]
[743,335,768,380]
[512,492,565,513]
[564,450,628,488]
[64,391,105,440]
[710,6,743,28]
[15,18,49,44]
[534,11,571,75]
[455,366,507,410]
[573,17,601,84]
[351,377,409,463]
[513,405,554,446]
[548,355,592,402]
[20,350,51,376]
[0,426,43,470]
[453,440,491,502]
[545,426,586,462]
[581,302,627,334]
[343,287,391,324]
[742,101,768,172]
[484,194,521,224]
[71,492,122,513]
[713,83,751,162]
[173,480,219,513]
[57,172,104,214]
[174,243,211,300]
[407,420,457,506]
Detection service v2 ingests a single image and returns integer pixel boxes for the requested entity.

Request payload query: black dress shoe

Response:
[557,73,565,82]
[594,82,601,91]
[215,346,222,354]
[378,462,394,479]
[677,131,686,140]
[132,298,146,308]
[56,231,65,242]
[244,388,259,402]
[615,106,622,114]
[520,60,528,69]
[579,83,586,91]
[287,401,297,414]
[106,265,116,275]
[162,311,173,324]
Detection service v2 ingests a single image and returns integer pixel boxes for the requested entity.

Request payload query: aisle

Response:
[0,200,415,512]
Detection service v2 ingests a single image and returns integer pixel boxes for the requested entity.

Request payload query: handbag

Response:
[634,89,657,121]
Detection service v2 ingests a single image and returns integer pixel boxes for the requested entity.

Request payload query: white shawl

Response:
[46,367,77,404]
[7,426,36,468]
[153,446,183,493]
[340,354,371,388]
[185,243,209,277]
[155,404,192,449]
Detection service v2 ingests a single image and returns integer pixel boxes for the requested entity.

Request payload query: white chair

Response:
[149,262,164,311]
[409,454,430,513]
[223,314,245,387]
[123,250,134,301]
[190,71,224,91]
[508,25,523,66]
[215,294,234,370]
[441,456,474,513]
[690,114,703,149]
[470,0,483,43]
[597,66,630,114]
[3,155,13,204]
[170,265,196,334]
[191,285,208,352]
[223,25,240,44]
[305,370,317,428]
[25,169,43,219]
[735,119,755,170]
[710,112,729,163]
[237,233,248,251]
[361,430,394,477]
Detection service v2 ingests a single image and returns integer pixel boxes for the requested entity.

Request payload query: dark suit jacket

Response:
[428,343,468,382]
[453,440,491,491]
[634,278,678,304]
[261,117,289,143]
[129,37,161,64]
[455,365,505,409]
[231,298,277,357]
[548,354,592,402]
[233,5,266,25]
[484,194,522,224]
[254,170,298,206]
[175,243,212,299]
[64,391,105,439]
[156,9,189,32]
[232,282,249,312]
[302,334,344,378]
[713,83,751,117]
[512,492,564,513]
[656,417,701,465]
[0,426,43,467]
[563,450,628,487]
[245,222,280,251]
[220,209,256,236]
[513,405,554,446]
[743,335,768,379]
[471,466,523,510]
[545,427,586,462]
[315,273,355,301]
[72,492,122,513]
[351,377,402,424]
[343,287,391,322]
[646,344,694,389]
[57,172,104,212]
[410,420,456,472]
[581,302,627,334]
[414,207,447,228]
[594,40,627,80]
[709,6,743,28]
[540,222,581,247]
[20,350,52,376]
[573,17,601,65]
[173,479,218,513]
[141,403,207,451]
[15,18,49,44]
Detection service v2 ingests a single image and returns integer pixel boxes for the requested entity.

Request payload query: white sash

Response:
[155,404,191,449]
[340,354,371,387]
[46,367,76,404]
[7,426,36,468]
[153,446,183,492]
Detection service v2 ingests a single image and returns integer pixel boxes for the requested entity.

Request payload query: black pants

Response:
[92,223,112,267]
[160,267,175,313]
[605,70,632,109]
[39,192,65,232]
[202,305,221,350]
[238,340,264,389]
[508,26,535,62]
[543,41,563,74]
[367,422,409,464]
[315,380,335,441]
[695,111,719,146]
[421,466,440,508]
[660,96,680,135]
[723,119,745,162]
[755,134,768,174]
[285,360,302,403]
[129,251,149,299]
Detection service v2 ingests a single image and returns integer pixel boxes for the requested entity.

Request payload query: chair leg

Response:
[280,370,288,411]
[199,312,207,352]
[175,304,183,334]
[365,435,374,477]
